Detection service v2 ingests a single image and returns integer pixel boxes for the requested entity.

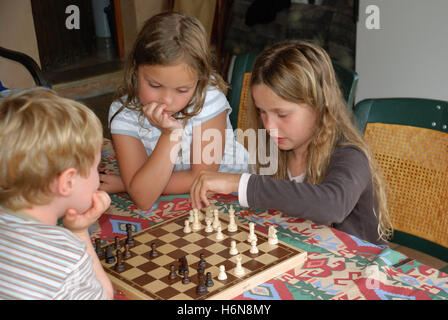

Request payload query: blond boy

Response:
[0,89,113,299]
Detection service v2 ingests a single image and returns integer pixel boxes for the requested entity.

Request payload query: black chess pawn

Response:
[197,267,205,281]
[198,253,207,268]
[95,238,104,259]
[196,275,208,296]
[178,256,188,276]
[205,272,214,287]
[114,236,121,250]
[114,250,125,272]
[182,270,191,284]
[168,264,177,280]
[125,224,135,247]
[105,245,116,264]
[123,243,132,259]
[150,243,158,258]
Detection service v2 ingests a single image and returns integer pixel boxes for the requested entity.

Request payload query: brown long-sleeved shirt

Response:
[247,145,384,245]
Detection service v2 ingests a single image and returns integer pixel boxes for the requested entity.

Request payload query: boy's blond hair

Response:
[0,88,103,210]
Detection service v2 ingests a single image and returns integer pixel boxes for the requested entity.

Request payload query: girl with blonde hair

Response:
[190,40,393,244]
[102,12,248,209]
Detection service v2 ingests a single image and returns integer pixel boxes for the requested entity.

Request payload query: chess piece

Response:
[218,265,227,281]
[105,245,116,264]
[150,242,158,258]
[183,219,192,233]
[178,256,189,276]
[229,240,238,255]
[205,206,214,220]
[234,254,245,276]
[123,243,132,259]
[196,275,208,296]
[268,225,278,245]
[197,267,205,283]
[168,264,178,280]
[205,272,214,287]
[197,208,205,221]
[250,240,259,254]
[188,210,194,223]
[227,208,238,232]
[212,209,220,230]
[205,220,213,233]
[215,226,224,241]
[95,238,104,258]
[126,224,135,247]
[114,236,121,250]
[182,270,191,284]
[114,249,125,272]
[192,210,202,231]
[247,222,258,243]
[198,253,207,268]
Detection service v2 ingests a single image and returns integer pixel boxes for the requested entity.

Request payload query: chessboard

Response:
[97,206,307,300]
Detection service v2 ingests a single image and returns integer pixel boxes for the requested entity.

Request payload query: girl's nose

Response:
[158,89,173,105]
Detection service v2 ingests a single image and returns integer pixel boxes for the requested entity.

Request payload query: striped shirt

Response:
[0,208,106,300]
[109,85,249,174]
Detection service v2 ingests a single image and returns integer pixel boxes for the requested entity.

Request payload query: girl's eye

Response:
[148,83,160,88]
[278,114,288,118]
[177,89,190,93]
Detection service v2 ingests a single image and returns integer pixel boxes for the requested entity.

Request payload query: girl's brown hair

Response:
[249,40,393,242]
[111,11,228,125]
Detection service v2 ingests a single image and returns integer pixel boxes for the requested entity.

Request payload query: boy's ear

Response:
[54,168,78,197]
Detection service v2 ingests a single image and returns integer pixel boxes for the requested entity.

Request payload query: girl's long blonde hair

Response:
[249,40,393,242]
[111,11,228,125]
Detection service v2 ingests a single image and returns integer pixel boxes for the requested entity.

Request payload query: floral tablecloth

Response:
[96,139,448,300]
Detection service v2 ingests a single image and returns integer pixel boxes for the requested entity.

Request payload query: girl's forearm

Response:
[127,133,181,209]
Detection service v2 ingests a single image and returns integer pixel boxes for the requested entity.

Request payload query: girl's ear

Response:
[54,168,78,197]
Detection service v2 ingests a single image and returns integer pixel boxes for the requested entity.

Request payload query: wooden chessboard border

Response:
[100,208,307,300]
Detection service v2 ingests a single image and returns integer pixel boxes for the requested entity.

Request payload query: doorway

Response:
[31,0,123,84]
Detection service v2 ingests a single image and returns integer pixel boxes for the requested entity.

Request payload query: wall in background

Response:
[356,0,448,103]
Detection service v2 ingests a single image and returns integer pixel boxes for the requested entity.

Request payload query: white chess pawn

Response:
[212,209,220,230]
[218,265,227,280]
[227,208,238,232]
[229,240,239,255]
[249,240,259,254]
[247,222,258,243]
[215,226,224,241]
[192,210,202,231]
[234,254,245,276]
[194,208,204,221]
[206,206,214,219]
[205,219,213,233]
[268,225,278,245]
[183,220,192,234]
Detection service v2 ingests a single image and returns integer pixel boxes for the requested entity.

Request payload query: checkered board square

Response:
[100,209,307,300]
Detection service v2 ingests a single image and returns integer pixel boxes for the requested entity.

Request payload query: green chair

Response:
[332,61,358,110]
[226,52,359,129]
[354,98,448,262]
[227,53,259,129]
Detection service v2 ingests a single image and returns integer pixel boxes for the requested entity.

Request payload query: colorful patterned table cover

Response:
[96,139,448,300]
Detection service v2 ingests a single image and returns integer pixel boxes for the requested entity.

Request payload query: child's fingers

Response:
[93,191,111,213]
[189,177,200,209]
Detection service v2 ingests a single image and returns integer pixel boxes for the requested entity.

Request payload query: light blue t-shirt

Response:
[109,86,249,174]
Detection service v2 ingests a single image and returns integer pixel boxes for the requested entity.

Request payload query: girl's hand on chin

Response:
[143,102,183,134]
